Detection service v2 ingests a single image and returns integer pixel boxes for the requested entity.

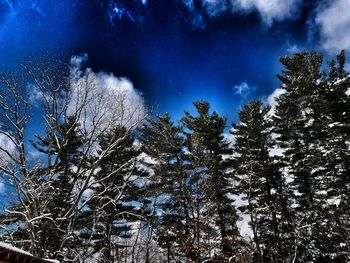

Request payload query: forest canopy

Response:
[0,50,349,263]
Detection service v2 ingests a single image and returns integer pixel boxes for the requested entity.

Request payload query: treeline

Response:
[0,50,349,263]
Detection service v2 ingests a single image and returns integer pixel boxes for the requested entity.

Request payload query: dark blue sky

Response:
[0,0,347,123]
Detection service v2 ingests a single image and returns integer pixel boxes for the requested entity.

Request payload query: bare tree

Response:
[0,54,147,262]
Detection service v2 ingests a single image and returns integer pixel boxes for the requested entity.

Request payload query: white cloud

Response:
[70,53,88,68]
[285,40,303,54]
[232,0,303,26]
[68,55,147,135]
[231,193,253,237]
[265,88,286,157]
[28,83,44,104]
[183,0,303,27]
[315,0,350,53]
[0,134,16,154]
[266,87,286,115]
[286,44,299,54]
[183,0,206,29]
[233,81,255,98]
[0,132,16,165]
[222,130,235,146]
[202,0,229,17]
[105,0,146,25]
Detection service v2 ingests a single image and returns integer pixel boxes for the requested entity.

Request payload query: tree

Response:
[1,49,349,263]
[181,101,239,261]
[0,58,66,259]
[28,116,85,259]
[232,100,286,263]
[87,125,144,263]
[140,113,195,262]
[273,51,350,262]
[320,50,350,262]
[0,54,147,262]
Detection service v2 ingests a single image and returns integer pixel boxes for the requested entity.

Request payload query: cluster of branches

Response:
[0,50,349,263]
[0,55,148,262]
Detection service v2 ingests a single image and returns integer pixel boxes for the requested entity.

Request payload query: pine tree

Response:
[319,50,350,261]
[325,51,350,201]
[87,125,143,263]
[181,101,239,261]
[273,51,350,262]
[139,113,195,262]
[232,100,286,263]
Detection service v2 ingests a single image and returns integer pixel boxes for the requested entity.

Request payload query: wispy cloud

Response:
[232,0,303,26]
[103,0,147,26]
[69,54,146,133]
[182,0,303,28]
[285,42,301,54]
[100,0,304,30]
[202,0,229,17]
[315,0,350,53]
[182,0,206,29]
[233,81,255,98]
[265,87,286,115]
[233,81,256,113]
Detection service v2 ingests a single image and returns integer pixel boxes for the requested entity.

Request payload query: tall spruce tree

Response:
[320,50,350,261]
[232,100,286,263]
[325,51,350,204]
[273,52,322,262]
[273,51,350,262]
[181,101,239,261]
[87,126,143,263]
[140,113,196,262]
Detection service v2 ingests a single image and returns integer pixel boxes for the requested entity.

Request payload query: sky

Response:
[0,0,350,124]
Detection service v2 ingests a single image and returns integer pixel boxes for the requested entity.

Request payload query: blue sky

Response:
[0,0,349,124]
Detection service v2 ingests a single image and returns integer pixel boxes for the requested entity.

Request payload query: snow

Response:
[0,241,60,263]
[346,87,350,96]
[0,241,33,257]
[230,193,253,238]
[329,122,343,128]
[269,145,284,157]
[327,195,341,207]
[315,190,327,196]
[136,152,157,176]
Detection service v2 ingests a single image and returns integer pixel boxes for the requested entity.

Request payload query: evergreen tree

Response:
[87,126,143,263]
[273,51,350,262]
[320,50,350,261]
[325,51,350,202]
[181,101,239,261]
[1,49,350,263]
[140,113,195,262]
[232,100,286,263]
